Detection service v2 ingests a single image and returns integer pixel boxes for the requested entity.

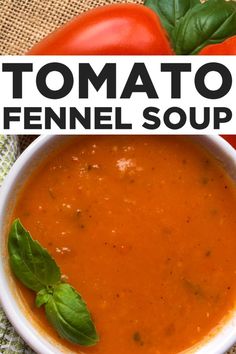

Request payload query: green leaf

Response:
[8,219,61,292]
[8,219,99,346]
[144,0,201,46]
[36,288,52,307]
[174,0,236,54]
[45,283,99,346]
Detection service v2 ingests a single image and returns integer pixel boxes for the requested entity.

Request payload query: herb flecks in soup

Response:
[13,136,236,354]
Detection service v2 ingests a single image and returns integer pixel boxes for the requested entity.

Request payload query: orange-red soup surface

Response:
[13,136,236,354]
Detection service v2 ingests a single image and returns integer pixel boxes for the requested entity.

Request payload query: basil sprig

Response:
[8,219,99,346]
[144,0,200,48]
[145,0,236,55]
[174,0,236,54]
[9,219,61,292]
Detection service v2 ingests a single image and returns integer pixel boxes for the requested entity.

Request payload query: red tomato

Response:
[199,36,236,55]
[28,4,173,55]
[200,37,236,150]
[221,135,236,149]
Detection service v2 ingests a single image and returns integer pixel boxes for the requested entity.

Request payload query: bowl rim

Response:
[1,135,236,354]
[0,135,64,354]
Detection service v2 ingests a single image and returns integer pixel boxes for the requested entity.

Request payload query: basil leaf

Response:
[8,219,61,292]
[144,0,200,45]
[36,288,52,307]
[45,283,99,346]
[8,219,99,346]
[174,0,236,54]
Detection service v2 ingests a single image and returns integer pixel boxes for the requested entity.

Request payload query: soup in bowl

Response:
[1,135,236,354]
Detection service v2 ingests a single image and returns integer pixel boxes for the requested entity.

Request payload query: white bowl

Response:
[1,135,236,354]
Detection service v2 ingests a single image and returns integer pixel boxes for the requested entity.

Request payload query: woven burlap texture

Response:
[0,0,236,352]
[0,0,141,55]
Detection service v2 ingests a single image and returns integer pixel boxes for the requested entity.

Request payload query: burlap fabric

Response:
[0,0,235,352]
[0,0,141,55]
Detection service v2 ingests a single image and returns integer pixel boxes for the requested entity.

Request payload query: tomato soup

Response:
[13,136,236,354]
